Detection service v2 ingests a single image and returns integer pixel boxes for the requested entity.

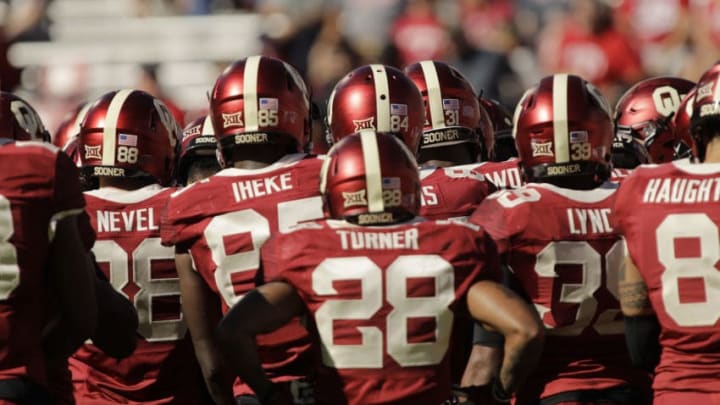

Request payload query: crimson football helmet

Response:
[327,64,424,154]
[403,60,489,161]
[613,76,695,167]
[176,115,219,184]
[0,92,50,142]
[54,102,90,150]
[671,86,697,160]
[320,131,421,225]
[513,74,613,187]
[478,96,515,161]
[210,56,310,166]
[78,89,180,186]
[690,64,720,161]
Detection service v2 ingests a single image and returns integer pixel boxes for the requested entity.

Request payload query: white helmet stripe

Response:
[64,102,91,150]
[201,115,214,135]
[360,130,384,212]
[102,89,134,165]
[370,64,391,132]
[552,74,570,163]
[420,61,445,129]
[243,55,261,132]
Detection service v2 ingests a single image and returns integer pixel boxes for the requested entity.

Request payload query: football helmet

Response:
[0,92,50,142]
[671,86,697,160]
[176,115,218,184]
[327,64,424,154]
[613,76,695,166]
[403,60,487,159]
[513,74,613,187]
[478,96,515,161]
[54,102,90,151]
[210,55,311,166]
[320,130,421,225]
[690,64,720,161]
[78,89,180,186]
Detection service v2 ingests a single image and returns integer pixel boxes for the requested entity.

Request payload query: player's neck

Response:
[704,137,720,163]
[99,176,157,190]
[232,160,273,169]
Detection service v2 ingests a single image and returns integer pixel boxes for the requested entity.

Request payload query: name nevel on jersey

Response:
[97,208,159,233]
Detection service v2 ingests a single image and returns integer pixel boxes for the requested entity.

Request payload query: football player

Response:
[470,74,652,405]
[403,60,495,220]
[612,76,695,171]
[217,131,544,405]
[176,115,221,185]
[326,64,424,154]
[72,89,205,403]
[0,92,97,404]
[614,65,720,404]
[475,96,523,189]
[161,56,321,405]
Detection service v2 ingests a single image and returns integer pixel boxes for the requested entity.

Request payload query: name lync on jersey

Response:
[566,208,613,235]
[231,172,293,202]
[336,228,419,250]
[642,177,720,204]
[97,208,159,233]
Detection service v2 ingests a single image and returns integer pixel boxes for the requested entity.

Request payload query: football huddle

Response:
[1,54,719,405]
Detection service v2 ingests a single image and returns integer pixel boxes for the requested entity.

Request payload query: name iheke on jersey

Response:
[231,172,293,202]
[643,177,720,204]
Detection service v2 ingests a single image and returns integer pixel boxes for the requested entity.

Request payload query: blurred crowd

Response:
[2,0,720,127]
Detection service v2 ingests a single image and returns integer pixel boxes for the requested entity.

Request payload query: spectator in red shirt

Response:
[539,0,644,103]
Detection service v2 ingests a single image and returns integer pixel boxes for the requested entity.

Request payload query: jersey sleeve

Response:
[160,191,194,249]
[469,191,530,254]
[611,169,640,236]
[51,151,91,243]
[52,151,86,218]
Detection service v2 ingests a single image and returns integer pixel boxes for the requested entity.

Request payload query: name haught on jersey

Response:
[231,172,293,202]
[97,208,159,233]
[643,177,720,204]
[336,228,419,250]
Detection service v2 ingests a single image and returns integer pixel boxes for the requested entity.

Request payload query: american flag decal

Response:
[442,98,459,110]
[118,133,138,146]
[390,103,407,115]
[259,98,279,110]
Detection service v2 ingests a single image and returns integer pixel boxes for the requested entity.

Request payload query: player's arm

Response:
[461,325,503,388]
[90,253,139,359]
[217,282,303,404]
[44,215,98,358]
[176,250,235,405]
[619,255,661,372]
[466,279,545,401]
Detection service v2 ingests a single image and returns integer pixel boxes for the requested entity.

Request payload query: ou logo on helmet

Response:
[652,86,683,117]
[153,99,179,148]
[10,100,43,140]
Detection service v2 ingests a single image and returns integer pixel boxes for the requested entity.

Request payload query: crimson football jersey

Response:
[475,158,523,189]
[614,161,720,395]
[262,218,498,405]
[611,167,633,183]
[70,184,202,404]
[419,163,494,220]
[471,183,650,403]
[0,141,87,389]
[161,153,324,396]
